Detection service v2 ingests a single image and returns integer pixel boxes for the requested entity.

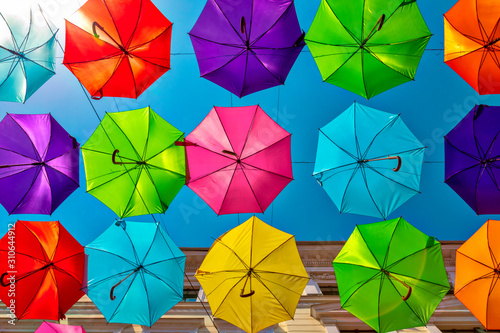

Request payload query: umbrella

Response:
[455,219,500,329]
[182,105,292,215]
[84,220,185,327]
[36,322,86,333]
[81,106,185,218]
[305,0,431,99]
[63,0,172,99]
[189,0,305,97]
[313,103,425,219]
[444,0,500,95]
[0,6,57,103]
[444,104,500,214]
[0,113,79,215]
[0,220,85,320]
[195,216,309,333]
[333,218,450,333]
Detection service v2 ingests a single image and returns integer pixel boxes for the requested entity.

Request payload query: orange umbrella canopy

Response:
[455,219,500,329]
[444,0,500,95]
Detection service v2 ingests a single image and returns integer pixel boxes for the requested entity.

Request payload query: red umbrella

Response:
[0,221,84,320]
[182,105,293,215]
[63,0,172,99]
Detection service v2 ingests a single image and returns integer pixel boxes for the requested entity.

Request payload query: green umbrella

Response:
[81,107,185,218]
[305,0,431,99]
[333,218,449,333]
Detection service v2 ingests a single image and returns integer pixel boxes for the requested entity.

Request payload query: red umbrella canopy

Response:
[63,0,172,99]
[0,221,84,320]
[184,105,293,215]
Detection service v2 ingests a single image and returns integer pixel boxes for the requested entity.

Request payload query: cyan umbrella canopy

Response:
[313,103,425,219]
[84,220,185,326]
[0,7,57,103]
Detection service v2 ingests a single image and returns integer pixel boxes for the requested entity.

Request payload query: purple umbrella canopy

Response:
[445,104,500,214]
[0,114,79,215]
[189,0,305,97]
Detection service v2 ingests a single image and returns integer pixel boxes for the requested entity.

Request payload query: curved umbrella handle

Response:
[222,150,238,157]
[240,290,255,298]
[0,272,10,287]
[240,16,246,34]
[402,284,412,301]
[92,21,104,38]
[393,156,402,172]
[112,149,120,164]
[110,284,117,300]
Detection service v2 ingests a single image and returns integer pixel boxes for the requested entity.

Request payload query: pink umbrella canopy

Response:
[183,105,293,215]
[35,322,86,333]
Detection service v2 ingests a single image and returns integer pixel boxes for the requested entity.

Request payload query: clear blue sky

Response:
[2,0,500,247]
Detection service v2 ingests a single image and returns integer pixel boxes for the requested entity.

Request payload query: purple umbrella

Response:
[0,114,79,215]
[189,0,305,97]
[445,104,500,214]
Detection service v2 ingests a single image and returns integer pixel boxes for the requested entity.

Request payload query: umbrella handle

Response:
[175,141,197,147]
[363,155,402,172]
[402,284,412,301]
[377,14,385,31]
[240,16,246,34]
[112,149,139,165]
[110,284,117,300]
[240,290,255,298]
[0,272,9,287]
[222,150,238,157]
[393,156,402,172]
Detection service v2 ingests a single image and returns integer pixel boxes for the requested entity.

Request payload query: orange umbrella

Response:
[455,219,500,329]
[444,0,500,95]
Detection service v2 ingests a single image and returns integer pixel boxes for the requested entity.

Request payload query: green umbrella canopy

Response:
[333,218,449,333]
[305,0,431,99]
[81,107,185,218]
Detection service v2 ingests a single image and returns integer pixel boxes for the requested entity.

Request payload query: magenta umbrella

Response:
[180,105,293,215]
[35,322,86,333]
[0,114,79,215]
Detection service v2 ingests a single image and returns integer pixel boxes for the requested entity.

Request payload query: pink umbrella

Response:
[181,105,292,215]
[35,322,86,333]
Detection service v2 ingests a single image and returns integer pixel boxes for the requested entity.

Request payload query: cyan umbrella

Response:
[84,220,185,326]
[313,103,425,219]
[0,7,57,103]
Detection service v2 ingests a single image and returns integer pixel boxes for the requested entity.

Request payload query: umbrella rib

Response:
[108,270,141,323]
[85,247,137,267]
[16,269,51,320]
[212,0,246,45]
[341,271,383,307]
[213,238,251,270]
[323,48,361,84]
[0,13,20,52]
[64,20,121,57]
[338,163,363,214]
[382,217,402,267]
[187,161,237,184]
[254,270,310,280]
[487,221,499,268]
[360,166,386,218]
[252,236,295,270]
[251,273,296,319]
[9,166,44,214]
[101,0,126,47]
[241,133,291,161]
[318,128,358,161]
[22,35,58,73]
[323,0,361,44]
[128,29,173,69]
[214,106,239,156]
[85,167,139,193]
[218,164,239,214]
[143,269,183,299]
[9,114,42,161]
[363,163,420,193]
[210,275,248,315]
[384,274,427,326]
[241,161,293,181]
[238,105,260,157]
[384,269,451,289]
[249,1,294,46]
[455,271,496,295]
[473,163,488,213]
[360,114,401,160]
[357,225,383,268]
[249,49,284,84]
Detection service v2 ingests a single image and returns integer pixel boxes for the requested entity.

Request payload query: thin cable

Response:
[183,271,221,333]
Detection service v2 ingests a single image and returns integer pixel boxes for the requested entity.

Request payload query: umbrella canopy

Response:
[84,220,185,327]
[444,104,500,214]
[63,0,172,99]
[444,0,500,95]
[0,113,79,215]
[313,103,425,219]
[305,0,431,99]
[81,107,185,218]
[195,216,309,333]
[184,105,292,215]
[36,322,86,333]
[189,0,305,97]
[333,218,450,333]
[455,219,500,329]
[0,7,57,103]
[0,220,85,320]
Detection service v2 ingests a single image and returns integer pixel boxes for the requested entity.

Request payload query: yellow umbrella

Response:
[195,216,309,333]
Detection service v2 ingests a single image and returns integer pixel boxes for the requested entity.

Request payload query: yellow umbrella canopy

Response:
[195,216,309,333]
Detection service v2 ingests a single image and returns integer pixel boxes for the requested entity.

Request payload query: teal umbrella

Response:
[0,7,57,103]
[84,221,185,326]
[313,103,425,219]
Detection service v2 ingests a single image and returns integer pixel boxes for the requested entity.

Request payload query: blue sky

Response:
[2,0,500,247]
